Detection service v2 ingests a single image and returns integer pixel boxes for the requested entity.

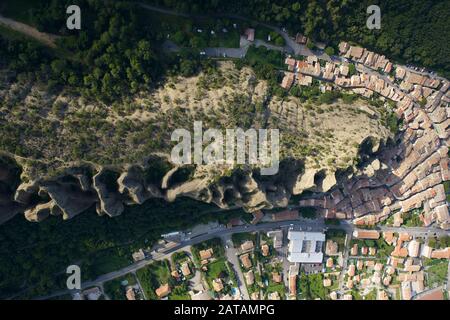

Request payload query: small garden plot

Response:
[426,261,448,287]
[103,273,137,300]
[136,260,171,300]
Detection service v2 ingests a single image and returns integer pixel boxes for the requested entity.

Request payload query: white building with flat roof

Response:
[287,231,325,263]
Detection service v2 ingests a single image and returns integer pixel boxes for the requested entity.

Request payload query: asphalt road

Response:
[35,217,449,300]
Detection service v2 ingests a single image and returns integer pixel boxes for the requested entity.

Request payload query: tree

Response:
[324,47,335,56]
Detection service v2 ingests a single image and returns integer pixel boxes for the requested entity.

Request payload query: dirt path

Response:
[0,15,58,48]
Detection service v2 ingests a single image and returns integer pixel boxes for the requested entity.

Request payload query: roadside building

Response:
[352,230,380,239]
[199,248,213,260]
[267,230,283,249]
[272,209,299,221]
[287,231,325,263]
[245,270,255,286]
[325,240,338,255]
[408,240,421,257]
[155,283,171,299]
[240,253,252,269]
[251,210,264,224]
[241,240,254,252]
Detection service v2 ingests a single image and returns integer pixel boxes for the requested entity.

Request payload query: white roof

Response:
[287,231,325,263]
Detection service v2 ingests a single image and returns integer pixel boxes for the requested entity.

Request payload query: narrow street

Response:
[221,234,250,300]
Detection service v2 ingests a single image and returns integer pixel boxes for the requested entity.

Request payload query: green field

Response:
[426,261,448,287]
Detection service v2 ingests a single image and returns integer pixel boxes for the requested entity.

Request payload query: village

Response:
[36,23,450,302]
[69,205,450,301]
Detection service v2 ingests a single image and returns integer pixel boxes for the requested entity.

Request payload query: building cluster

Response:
[289,42,449,230]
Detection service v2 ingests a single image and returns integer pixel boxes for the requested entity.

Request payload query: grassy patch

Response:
[135,260,171,300]
[103,273,137,300]
[426,261,448,287]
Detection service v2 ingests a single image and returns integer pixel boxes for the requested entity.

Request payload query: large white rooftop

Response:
[287,231,325,263]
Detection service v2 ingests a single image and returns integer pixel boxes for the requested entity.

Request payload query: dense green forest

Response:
[144,0,450,78]
[0,0,205,102]
[0,196,248,299]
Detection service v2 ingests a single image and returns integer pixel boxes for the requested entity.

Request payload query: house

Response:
[83,287,102,300]
[407,240,421,257]
[244,28,255,42]
[289,274,297,296]
[295,33,308,45]
[251,292,259,300]
[281,72,295,89]
[356,260,363,271]
[415,288,444,300]
[199,248,213,260]
[272,209,299,221]
[339,65,349,76]
[126,288,136,300]
[378,290,389,300]
[347,264,356,277]
[240,253,252,269]
[421,245,433,258]
[401,281,412,300]
[261,244,270,257]
[171,270,180,279]
[352,230,380,239]
[155,283,171,298]
[267,230,283,248]
[272,272,282,283]
[285,57,296,70]
[361,246,368,255]
[349,46,364,59]
[326,257,334,268]
[181,262,191,277]
[287,231,325,263]
[245,270,255,285]
[346,279,354,289]
[330,291,338,300]
[241,240,254,252]
[212,278,224,292]
[251,210,264,224]
[132,249,146,262]
[431,247,450,259]
[297,74,313,86]
[323,279,332,287]
[325,240,338,255]
[350,244,358,256]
